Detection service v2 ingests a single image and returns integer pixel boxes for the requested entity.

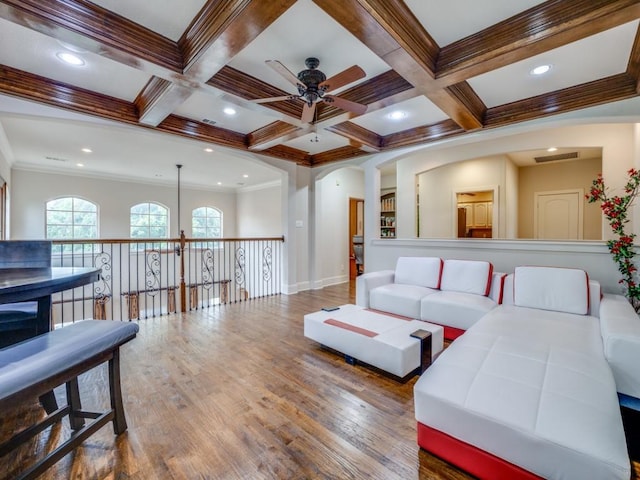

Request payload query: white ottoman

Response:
[304,304,443,379]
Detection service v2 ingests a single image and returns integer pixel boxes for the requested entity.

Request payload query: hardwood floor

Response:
[1,282,638,479]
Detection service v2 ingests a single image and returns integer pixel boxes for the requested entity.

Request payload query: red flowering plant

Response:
[586,168,640,312]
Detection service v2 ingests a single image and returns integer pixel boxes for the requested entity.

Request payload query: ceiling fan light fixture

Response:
[530,64,551,76]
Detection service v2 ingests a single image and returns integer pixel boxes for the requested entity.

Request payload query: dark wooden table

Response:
[0,267,101,334]
[0,266,101,412]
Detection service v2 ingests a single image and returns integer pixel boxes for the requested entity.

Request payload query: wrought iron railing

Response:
[50,234,284,325]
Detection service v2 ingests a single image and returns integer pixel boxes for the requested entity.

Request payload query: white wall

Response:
[236,182,282,237]
[316,167,365,287]
[10,169,238,239]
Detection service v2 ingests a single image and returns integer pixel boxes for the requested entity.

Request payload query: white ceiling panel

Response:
[90,0,208,41]
[284,131,350,155]
[0,18,151,102]
[406,0,546,47]
[468,21,639,108]
[352,96,449,136]
[228,0,390,96]
[173,91,276,134]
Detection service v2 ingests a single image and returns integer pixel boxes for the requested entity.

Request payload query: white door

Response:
[534,190,583,239]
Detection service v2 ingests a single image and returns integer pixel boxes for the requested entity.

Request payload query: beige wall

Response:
[517,157,602,239]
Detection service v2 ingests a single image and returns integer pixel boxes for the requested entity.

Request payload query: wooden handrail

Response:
[51,236,285,245]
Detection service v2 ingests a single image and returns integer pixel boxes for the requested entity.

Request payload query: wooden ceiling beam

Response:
[313,0,485,131]
[484,73,638,129]
[436,0,640,86]
[179,0,295,81]
[326,123,381,151]
[247,121,305,150]
[135,77,194,127]
[382,120,464,150]
[626,24,640,91]
[0,64,139,123]
[0,0,182,73]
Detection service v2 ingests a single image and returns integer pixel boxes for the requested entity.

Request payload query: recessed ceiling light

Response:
[387,111,407,120]
[243,174,249,178]
[204,147,213,153]
[223,107,236,116]
[56,52,85,66]
[217,182,222,185]
[76,163,84,167]
[81,148,92,153]
[547,147,558,152]
[530,64,551,75]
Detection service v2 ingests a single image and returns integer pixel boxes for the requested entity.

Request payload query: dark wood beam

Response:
[156,115,246,149]
[0,0,182,72]
[326,123,381,151]
[313,0,484,131]
[135,77,194,127]
[310,146,370,166]
[0,64,138,123]
[484,73,638,128]
[247,121,303,150]
[436,0,640,85]
[259,145,311,166]
[627,24,640,91]
[179,0,295,80]
[382,120,464,150]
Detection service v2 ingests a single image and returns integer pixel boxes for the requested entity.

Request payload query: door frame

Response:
[349,197,364,279]
[452,185,499,238]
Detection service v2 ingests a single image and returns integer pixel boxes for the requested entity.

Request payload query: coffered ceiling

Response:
[0,0,638,188]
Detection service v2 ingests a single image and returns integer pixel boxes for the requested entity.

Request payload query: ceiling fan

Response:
[252,57,368,123]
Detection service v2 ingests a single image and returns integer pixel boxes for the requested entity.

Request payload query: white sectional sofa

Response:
[414,266,632,480]
[356,257,504,339]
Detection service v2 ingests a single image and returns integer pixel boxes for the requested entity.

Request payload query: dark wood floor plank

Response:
[1,282,637,479]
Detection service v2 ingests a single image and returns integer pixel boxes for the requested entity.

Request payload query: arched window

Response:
[192,207,222,238]
[130,202,168,239]
[46,196,98,239]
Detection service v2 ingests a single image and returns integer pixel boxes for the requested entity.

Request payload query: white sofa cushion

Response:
[513,266,590,315]
[420,291,496,330]
[370,283,437,319]
[600,293,640,398]
[394,256,442,289]
[414,304,630,480]
[440,259,493,296]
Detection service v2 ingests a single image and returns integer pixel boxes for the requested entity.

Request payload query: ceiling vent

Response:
[45,156,68,162]
[202,118,216,125]
[534,151,579,163]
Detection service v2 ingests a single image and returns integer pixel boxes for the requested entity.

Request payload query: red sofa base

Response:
[417,422,543,480]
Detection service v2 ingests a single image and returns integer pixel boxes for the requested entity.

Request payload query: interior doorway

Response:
[455,189,494,238]
[349,198,364,279]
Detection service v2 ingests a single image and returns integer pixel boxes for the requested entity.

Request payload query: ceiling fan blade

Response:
[319,65,366,93]
[266,60,303,88]
[301,102,316,124]
[251,95,298,104]
[324,95,367,115]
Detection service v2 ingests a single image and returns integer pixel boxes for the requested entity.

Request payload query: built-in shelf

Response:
[381,191,396,238]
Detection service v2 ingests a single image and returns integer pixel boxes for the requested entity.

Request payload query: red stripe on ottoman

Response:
[324,319,378,337]
[365,308,413,321]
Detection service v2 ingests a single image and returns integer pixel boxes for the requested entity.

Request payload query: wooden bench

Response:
[0,319,139,480]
